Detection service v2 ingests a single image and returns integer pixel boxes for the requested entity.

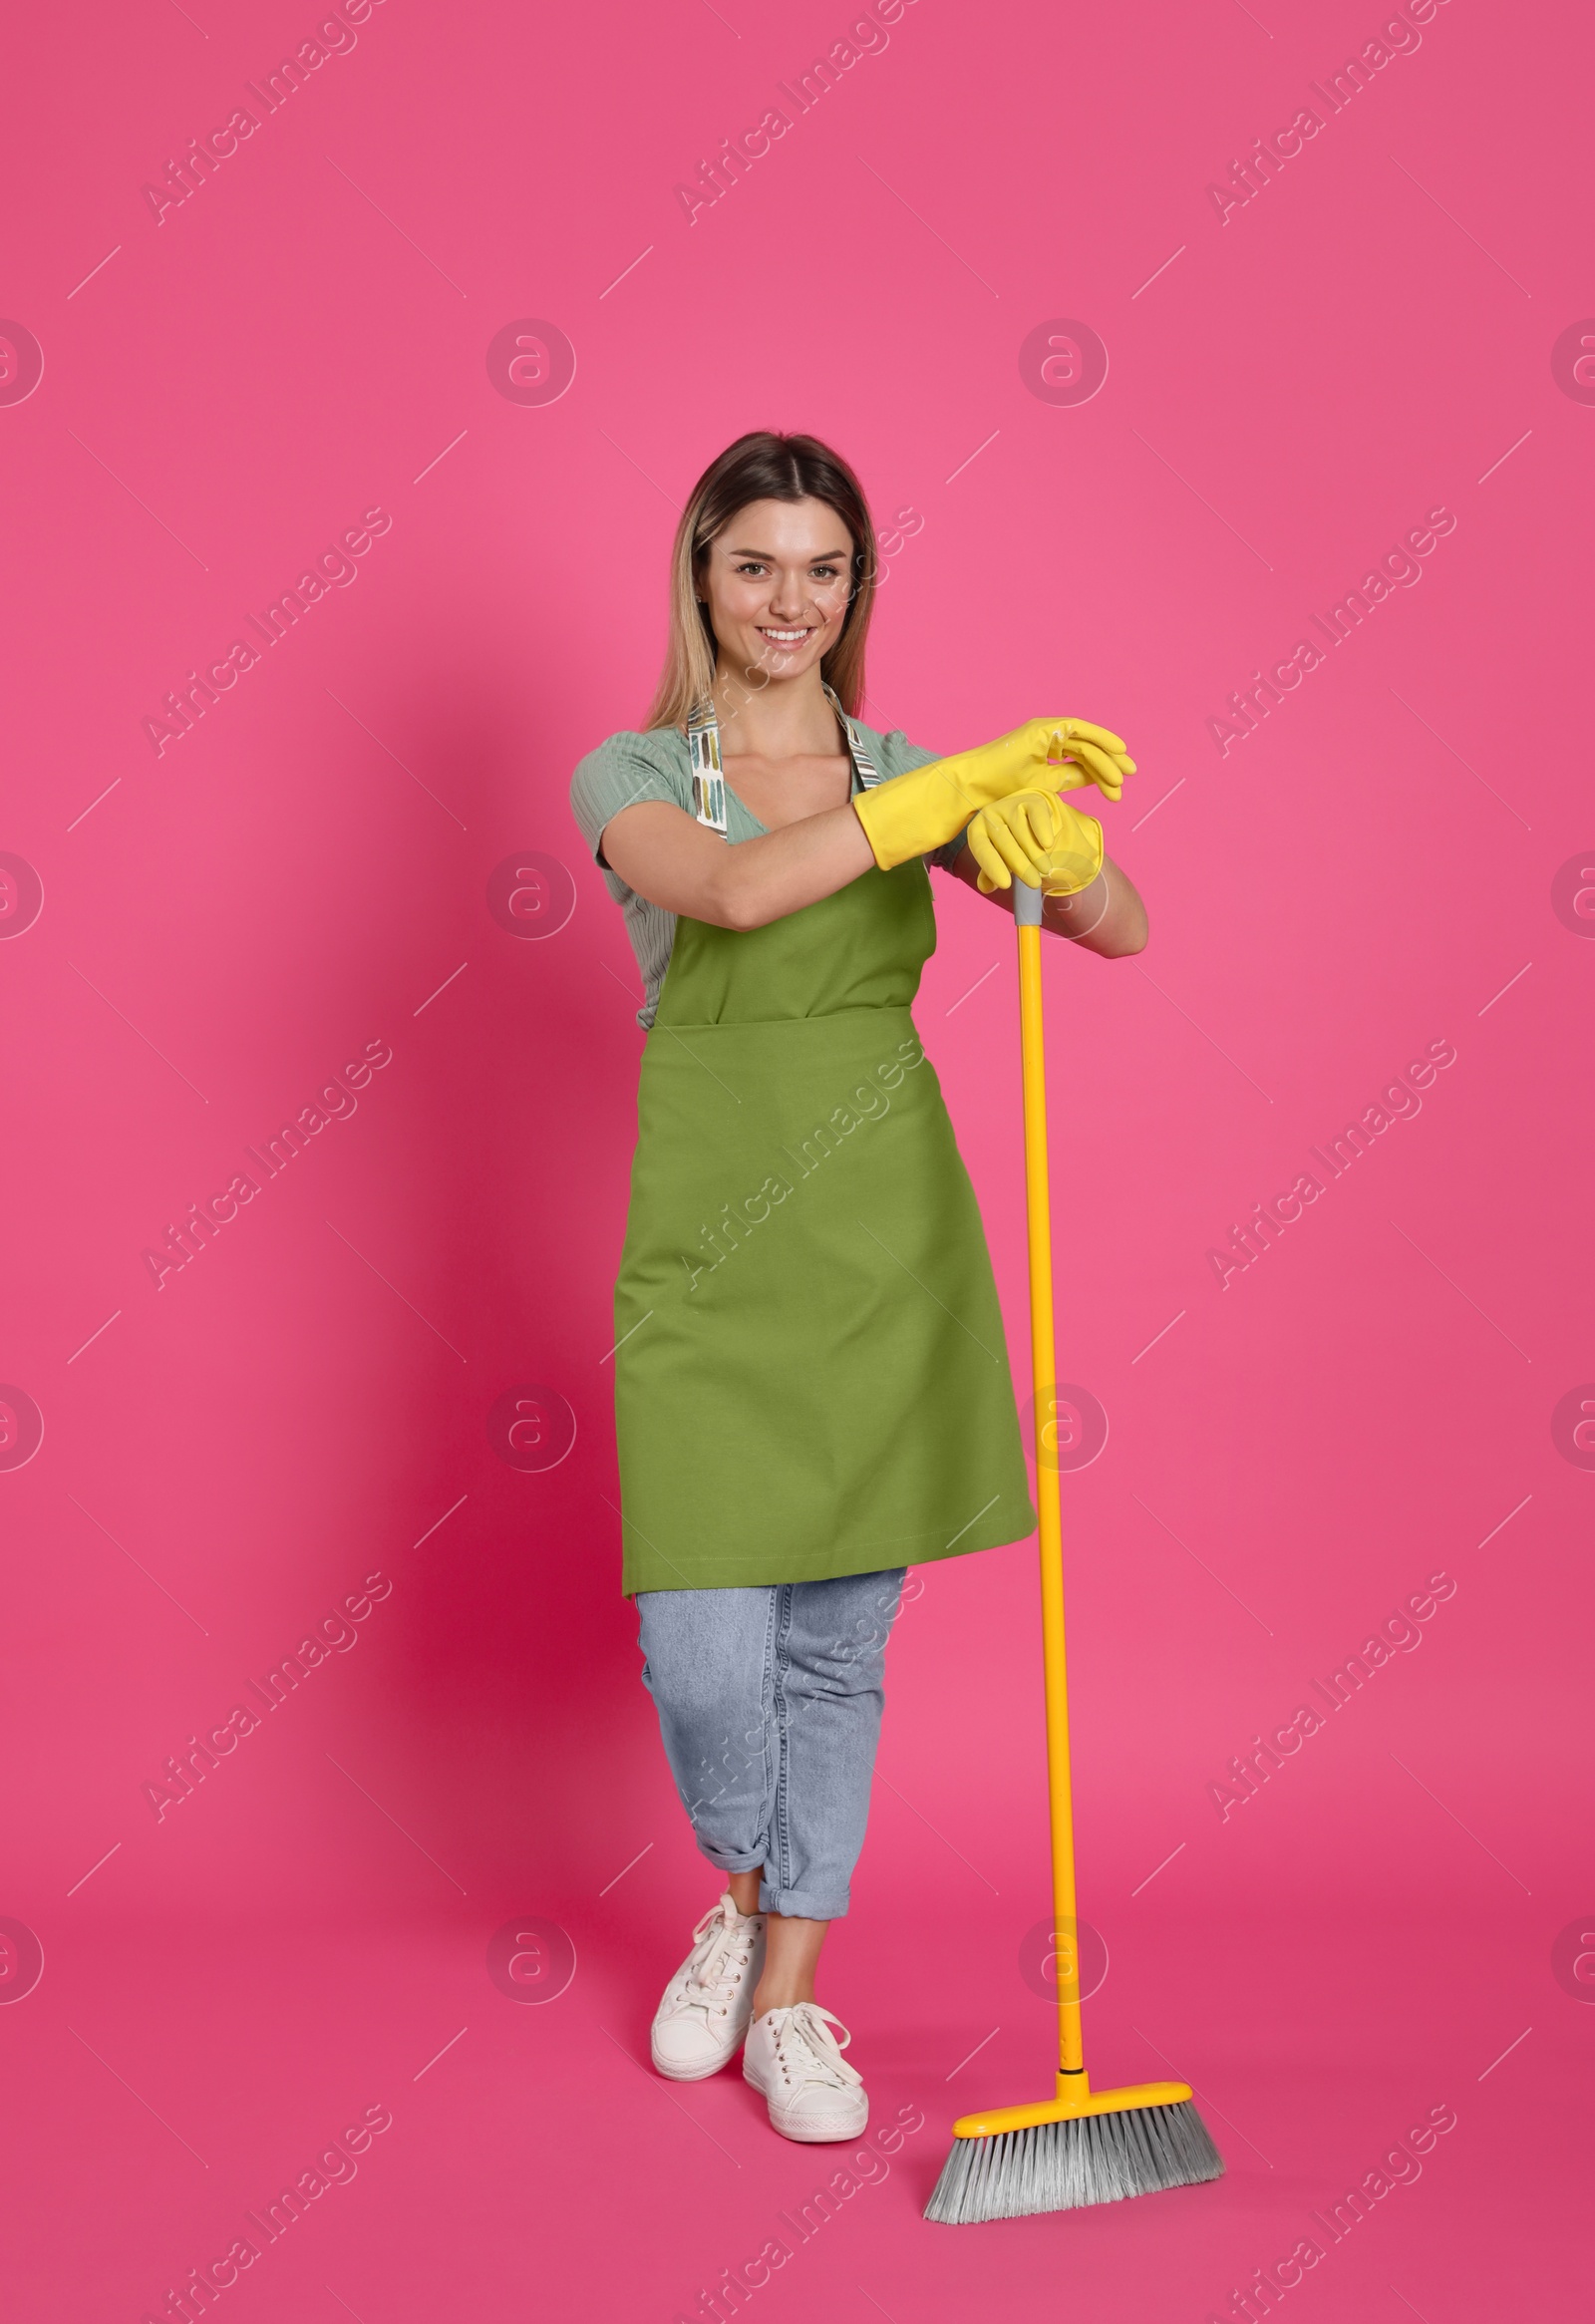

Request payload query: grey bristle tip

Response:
[923,2100,1224,2224]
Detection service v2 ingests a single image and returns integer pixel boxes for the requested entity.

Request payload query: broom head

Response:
[924,2076,1224,2224]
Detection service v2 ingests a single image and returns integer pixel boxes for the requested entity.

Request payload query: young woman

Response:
[568,431,1146,2145]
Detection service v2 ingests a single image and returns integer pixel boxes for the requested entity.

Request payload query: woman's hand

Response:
[965,791,1105,896]
[853,714,1133,871]
[977,717,1135,804]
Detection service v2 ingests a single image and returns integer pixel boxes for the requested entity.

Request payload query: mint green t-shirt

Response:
[568,716,965,1029]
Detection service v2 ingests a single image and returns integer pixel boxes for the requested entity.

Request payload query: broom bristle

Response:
[923,2099,1224,2224]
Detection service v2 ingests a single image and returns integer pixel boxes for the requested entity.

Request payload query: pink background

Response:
[3,0,1590,2316]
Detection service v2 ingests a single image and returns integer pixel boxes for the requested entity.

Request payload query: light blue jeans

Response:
[636,1569,908,1921]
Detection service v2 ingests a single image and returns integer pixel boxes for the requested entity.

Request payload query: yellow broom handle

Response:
[1015,892,1085,2083]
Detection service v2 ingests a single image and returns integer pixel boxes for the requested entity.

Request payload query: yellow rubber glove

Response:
[852,717,1132,872]
[966,790,1105,896]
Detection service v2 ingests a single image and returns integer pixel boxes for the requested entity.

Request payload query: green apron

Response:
[612,694,1038,1595]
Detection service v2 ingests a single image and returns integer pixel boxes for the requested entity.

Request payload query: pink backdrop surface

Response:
[2,0,1590,2317]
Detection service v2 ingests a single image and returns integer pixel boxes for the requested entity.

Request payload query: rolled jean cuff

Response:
[760,1879,848,1920]
[695,1838,766,1877]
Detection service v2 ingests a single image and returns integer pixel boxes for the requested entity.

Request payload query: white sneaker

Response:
[742,2002,868,2142]
[650,1893,767,2081]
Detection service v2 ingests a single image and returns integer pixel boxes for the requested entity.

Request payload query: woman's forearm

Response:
[601,798,875,930]
[1043,855,1147,956]
[716,803,876,929]
[604,797,1147,954]
[946,841,1148,957]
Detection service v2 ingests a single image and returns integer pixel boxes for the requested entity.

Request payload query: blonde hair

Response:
[645,431,878,732]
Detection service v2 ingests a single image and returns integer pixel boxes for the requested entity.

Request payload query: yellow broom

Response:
[924,875,1224,2222]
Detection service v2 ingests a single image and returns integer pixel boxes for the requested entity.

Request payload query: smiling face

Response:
[697,496,859,692]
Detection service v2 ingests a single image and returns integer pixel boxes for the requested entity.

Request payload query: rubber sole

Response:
[743,2073,869,2142]
[650,2026,751,2082]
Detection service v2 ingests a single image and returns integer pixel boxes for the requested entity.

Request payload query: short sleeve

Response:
[569,732,685,870]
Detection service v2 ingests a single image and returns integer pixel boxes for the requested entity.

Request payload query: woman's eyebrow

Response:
[723,542,852,561]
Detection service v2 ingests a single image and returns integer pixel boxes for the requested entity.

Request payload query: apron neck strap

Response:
[685,682,879,834]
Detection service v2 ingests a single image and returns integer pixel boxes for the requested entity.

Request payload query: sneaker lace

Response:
[684,1900,759,2018]
[768,2003,862,2090]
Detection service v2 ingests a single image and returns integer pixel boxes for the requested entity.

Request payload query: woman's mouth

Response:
[758,627,813,654]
